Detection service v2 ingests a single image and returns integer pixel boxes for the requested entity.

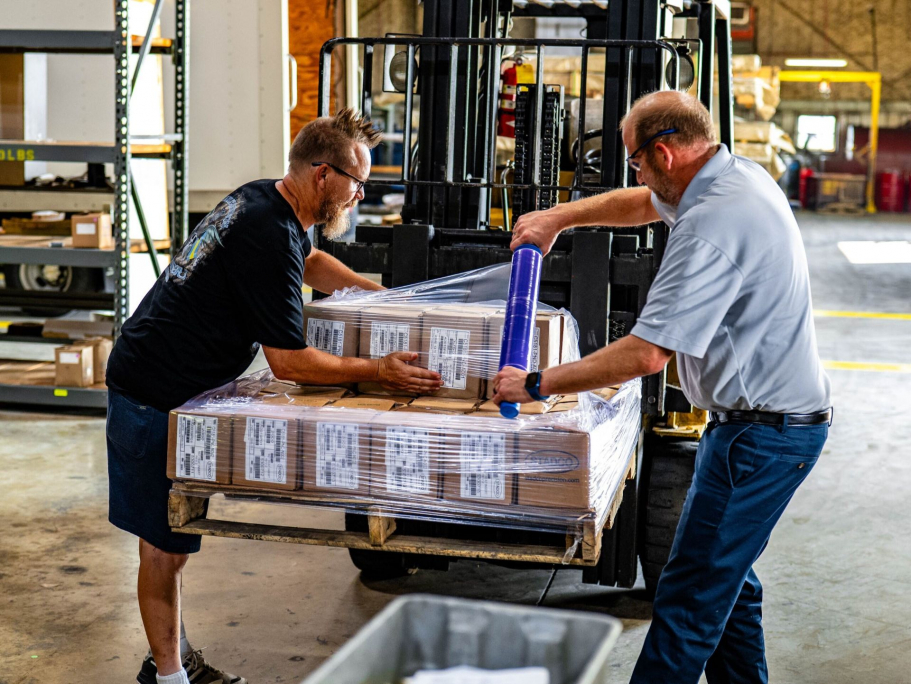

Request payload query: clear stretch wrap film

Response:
[167,264,642,533]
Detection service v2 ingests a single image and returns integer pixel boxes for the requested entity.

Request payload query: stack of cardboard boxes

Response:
[167,301,639,524]
[303,301,567,401]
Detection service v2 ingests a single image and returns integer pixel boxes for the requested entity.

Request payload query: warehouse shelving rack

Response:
[0,0,189,409]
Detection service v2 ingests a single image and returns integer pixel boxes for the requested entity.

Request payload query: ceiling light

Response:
[784,58,848,68]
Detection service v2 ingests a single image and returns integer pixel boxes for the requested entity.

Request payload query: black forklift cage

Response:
[317,36,682,202]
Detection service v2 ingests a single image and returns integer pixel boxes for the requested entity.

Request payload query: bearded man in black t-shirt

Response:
[105,109,442,684]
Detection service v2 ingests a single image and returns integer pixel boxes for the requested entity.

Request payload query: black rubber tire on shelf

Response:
[640,435,697,597]
[2,264,104,318]
[344,512,412,579]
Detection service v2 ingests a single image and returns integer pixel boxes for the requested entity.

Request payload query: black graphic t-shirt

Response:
[107,179,312,411]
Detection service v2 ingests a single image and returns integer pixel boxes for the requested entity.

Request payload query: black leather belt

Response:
[709,408,833,426]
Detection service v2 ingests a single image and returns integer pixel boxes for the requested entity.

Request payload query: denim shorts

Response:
[107,389,206,554]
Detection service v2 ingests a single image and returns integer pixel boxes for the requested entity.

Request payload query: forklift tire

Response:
[3,264,104,318]
[344,512,412,579]
[640,435,697,597]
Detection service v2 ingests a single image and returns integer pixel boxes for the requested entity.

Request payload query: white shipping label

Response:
[370,322,411,358]
[307,318,346,356]
[429,327,471,390]
[244,417,288,484]
[498,324,541,372]
[385,427,431,494]
[316,422,360,489]
[175,415,218,481]
[460,432,507,500]
[75,222,97,235]
[59,351,81,365]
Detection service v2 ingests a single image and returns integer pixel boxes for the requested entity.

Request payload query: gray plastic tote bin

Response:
[300,594,622,684]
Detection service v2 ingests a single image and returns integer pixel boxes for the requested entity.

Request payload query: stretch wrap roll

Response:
[498,244,543,418]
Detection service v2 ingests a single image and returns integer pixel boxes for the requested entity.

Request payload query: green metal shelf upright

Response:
[0,0,189,408]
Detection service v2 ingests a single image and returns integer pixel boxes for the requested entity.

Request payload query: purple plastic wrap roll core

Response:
[498,244,543,418]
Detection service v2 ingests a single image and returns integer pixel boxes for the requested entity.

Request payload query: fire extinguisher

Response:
[497,59,535,138]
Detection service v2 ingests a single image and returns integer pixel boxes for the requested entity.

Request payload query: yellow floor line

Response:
[815,310,911,321]
[823,360,911,373]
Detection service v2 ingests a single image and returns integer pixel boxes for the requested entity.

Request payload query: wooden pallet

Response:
[168,454,636,567]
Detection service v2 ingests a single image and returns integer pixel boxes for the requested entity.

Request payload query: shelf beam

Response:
[0,383,107,409]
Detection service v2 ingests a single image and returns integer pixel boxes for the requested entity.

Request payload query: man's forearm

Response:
[265,346,380,385]
[539,334,670,396]
[304,250,383,295]
[553,186,658,230]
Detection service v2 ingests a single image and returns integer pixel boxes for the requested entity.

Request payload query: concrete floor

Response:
[2,212,910,684]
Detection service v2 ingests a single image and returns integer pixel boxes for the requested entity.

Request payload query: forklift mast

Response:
[316,0,734,418]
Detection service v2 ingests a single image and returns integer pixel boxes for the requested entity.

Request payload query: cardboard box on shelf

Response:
[79,336,112,384]
[485,311,563,399]
[442,426,516,506]
[231,408,301,490]
[301,408,373,497]
[357,305,425,395]
[302,304,359,358]
[420,307,490,400]
[369,412,443,502]
[166,409,233,484]
[54,345,94,387]
[71,213,113,249]
[516,426,591,511]
[42,318,113,340]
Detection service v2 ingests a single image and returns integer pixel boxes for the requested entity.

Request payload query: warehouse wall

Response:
[752,0,911,104]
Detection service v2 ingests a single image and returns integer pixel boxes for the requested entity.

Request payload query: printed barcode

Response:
[331,329,342,355]
[254,456,261,480]
[183,456,190,476]
[469,474,477,497]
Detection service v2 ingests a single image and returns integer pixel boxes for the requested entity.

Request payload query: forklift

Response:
[314,0,736,594]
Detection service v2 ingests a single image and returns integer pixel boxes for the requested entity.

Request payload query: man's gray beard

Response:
[320,207,350,241]
[316,194,352,241]
[650,169,682,207]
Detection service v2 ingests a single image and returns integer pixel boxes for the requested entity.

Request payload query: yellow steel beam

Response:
[779,70,881,213]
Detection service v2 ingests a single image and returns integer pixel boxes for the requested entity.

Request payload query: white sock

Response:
[156,669,190,684]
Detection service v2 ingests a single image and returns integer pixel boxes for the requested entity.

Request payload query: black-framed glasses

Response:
[311,161,367,193]
[625,128,677,171]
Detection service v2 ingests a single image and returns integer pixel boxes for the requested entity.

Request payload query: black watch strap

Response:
[525,372,549,402]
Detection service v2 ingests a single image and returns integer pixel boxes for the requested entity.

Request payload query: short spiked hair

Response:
[288,108,382,174]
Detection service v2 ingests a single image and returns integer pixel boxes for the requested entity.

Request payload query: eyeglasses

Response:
[311,161,367,194]
[625,128,677,171]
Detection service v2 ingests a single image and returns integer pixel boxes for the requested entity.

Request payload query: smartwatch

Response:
[525,371,550,402]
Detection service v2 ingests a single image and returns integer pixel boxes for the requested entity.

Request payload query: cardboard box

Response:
[301,408,373,496]
[409,396,478,413]
[260,382,351,399]
[516,426,591,510]
[231,408,301,490]
[333,396,401,411]
[54,345,94,387]
[42,318,113,340]
[420,307,490,400]
[485,311,563,399]
[80,336,113,384]
[166,409,233,484]
[302,303,359,358]
[476,399,554,415]
[357,304,425,395]
[258,392,335,408]
[71,213,113,249]
[442,423,516,506]
[369,412,443,502]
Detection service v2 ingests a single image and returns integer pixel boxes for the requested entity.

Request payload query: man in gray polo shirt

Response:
[494,90,831,683]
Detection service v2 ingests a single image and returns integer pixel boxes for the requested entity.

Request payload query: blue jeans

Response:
[631,420,828,684]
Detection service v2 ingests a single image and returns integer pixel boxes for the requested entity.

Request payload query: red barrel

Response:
[876,170,906,212]
[799,167,815,208]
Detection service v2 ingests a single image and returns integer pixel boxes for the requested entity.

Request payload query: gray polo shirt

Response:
[630,144,831,413]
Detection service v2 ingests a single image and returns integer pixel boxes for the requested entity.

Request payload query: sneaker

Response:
[137,650,247,684]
